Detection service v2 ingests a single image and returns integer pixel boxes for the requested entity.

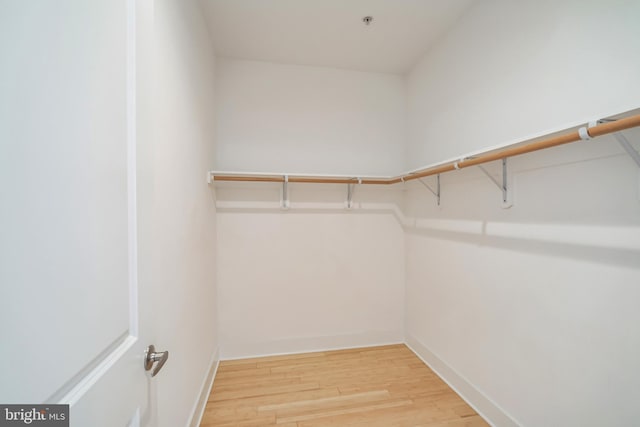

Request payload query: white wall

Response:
[404,133,640,426]
[404,0,640,425]
[215,184,406,359]
[406,0,640,170]
[151,1,218,426]
[215,58,406,176]
[210,2,640,425]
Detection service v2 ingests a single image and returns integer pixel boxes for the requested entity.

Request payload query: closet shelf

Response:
[209,113,640,185]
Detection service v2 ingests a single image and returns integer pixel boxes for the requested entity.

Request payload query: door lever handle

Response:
[144,345,169,377]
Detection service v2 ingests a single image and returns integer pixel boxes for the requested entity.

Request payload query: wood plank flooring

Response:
[200,344,488,427]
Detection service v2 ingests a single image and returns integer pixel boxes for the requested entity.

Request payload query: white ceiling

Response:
[202,0,476,74]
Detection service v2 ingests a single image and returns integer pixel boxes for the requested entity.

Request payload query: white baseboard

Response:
[221,341,405,362]
[207,337,520,426]
[405,334,521,427]
[220,330,404,360]
[188,347,220,427]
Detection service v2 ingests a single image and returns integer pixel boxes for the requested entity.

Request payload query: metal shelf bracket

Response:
[418,174,441,207]
[613,131,640,202]
[281,175,290,209]
[614,132,640,169]
[478,158,513,209]
[345,178,362,209]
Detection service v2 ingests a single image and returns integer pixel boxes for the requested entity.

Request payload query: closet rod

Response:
[211,113,640,185]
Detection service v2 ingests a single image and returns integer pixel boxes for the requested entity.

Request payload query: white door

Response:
[0,1,160,426]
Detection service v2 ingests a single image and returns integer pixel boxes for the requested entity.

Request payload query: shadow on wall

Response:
[403,130,640,270]
[405,225,640,270]
[213,131,640,273]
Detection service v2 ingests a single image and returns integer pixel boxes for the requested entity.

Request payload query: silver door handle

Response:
[144,345,169,377]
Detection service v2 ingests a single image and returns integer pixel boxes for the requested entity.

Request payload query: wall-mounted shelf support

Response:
[614,132,640,169]
[613,131,640,202]
[208,114,640,205]
[418,174,440,206]
[281,175,290,209]
[346,178,361,209]
[478,158,512,208]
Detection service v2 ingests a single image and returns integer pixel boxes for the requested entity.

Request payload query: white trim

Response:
[188,348,220,427]
[405,334,522,427]
[59,335,138,406]
[220,330,404,361]
[221,341,404,362]
[126,0,139,338]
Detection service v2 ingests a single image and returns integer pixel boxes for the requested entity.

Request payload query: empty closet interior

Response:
[6,1,640,426]
[205,1,640,426]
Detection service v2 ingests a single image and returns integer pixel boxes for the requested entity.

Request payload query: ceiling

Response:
[202,0,476,74]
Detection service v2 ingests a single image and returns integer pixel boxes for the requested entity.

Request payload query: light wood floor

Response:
[200,344,488,427]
